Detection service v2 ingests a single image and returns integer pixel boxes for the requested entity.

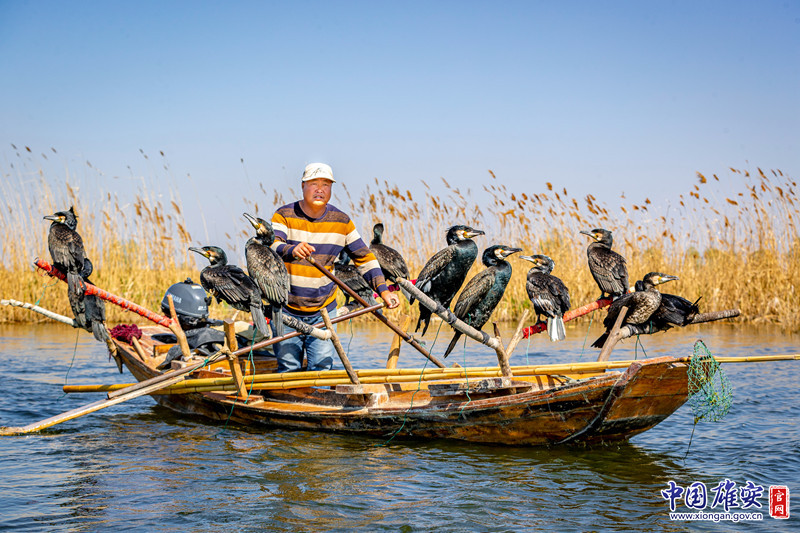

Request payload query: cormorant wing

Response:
[201,265,259,306]
[371,243,410,281]
[335,262,373,295]
[249,248,290,306]
[588,247,628,295]
[415,245,458,293]
[453,268,495,320]
[602,291,636,329]
[49,226,85,270]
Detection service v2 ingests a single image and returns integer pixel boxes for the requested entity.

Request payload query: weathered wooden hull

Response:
[113,327,689,446]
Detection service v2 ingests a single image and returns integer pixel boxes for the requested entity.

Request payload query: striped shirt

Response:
[270,202,387,315]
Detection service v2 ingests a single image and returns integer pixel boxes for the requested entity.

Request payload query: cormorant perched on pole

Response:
[520,254,570,342]
[591,271,678,348]
[189,245,270,337]
[442,245,521,358]
[369,222,411,301]
[243,213,290,338]
[411,225,485,336]
[333,250,378,310]
[580,228,629,299]
[44,207,109,342]
[635,279,701,329]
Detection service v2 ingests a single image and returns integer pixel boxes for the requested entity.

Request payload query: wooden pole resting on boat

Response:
[492,323,513,378]
[597,306,628,362]
[321,308,359,385]
[386,315,412,369]
[306,257,446,369]
[166,295,192,362]
[224,320,249,399]
[505,309,531,357]
[395,277,502,352]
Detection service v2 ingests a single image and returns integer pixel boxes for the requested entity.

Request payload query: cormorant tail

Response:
[251,305,270,338]
[442,331,462,358]
[591,333,607,349]
[415,307,432,336]
[272,306,284,338]
[91,321,111,343]
[548,317,566,342]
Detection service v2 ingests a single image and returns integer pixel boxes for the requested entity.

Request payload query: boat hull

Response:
[113,328,689,446]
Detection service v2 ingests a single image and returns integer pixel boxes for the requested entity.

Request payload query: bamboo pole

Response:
[306,257,446,368]
[1,298,77,326]
[63,352,800,396]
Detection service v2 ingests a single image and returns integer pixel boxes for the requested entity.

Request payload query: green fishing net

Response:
[687,340,733,423]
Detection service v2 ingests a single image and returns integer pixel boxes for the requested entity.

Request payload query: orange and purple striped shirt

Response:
[270,202,387,316]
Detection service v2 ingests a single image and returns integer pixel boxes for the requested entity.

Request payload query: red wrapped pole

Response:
[34,258,173,327]
[522,297,612,338]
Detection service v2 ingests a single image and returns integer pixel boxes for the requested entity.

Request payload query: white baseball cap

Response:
[301,162,336,183]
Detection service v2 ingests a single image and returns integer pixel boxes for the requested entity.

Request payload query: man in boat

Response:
[269,162,399,372]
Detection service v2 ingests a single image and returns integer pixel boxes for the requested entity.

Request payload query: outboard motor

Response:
[160,278,213,330]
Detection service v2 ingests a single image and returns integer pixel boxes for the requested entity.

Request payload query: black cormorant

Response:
[580,228,629,299]
[333,250,378,309]
[520,254,571,342]
[635,279,701,329]
[189,245,269,337]
[369,222,411,301]
[44,207,109,342]
[442,245,521,358]
[591,271,678,348]
[412,225,485,336]
[243,213,290,337]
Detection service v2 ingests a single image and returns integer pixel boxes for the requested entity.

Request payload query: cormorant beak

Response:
[189,247,209,258]
[519,255,537,264]
[467,229,485,238]
[43,214,64,223]
[243,212,260,230]
[499,247,522,259]
[579,229,598,240]
[658,274,679,285]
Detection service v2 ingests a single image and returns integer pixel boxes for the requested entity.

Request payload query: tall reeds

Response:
[1,146,797,331]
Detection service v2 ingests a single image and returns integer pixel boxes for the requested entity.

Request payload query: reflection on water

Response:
[0,321,798,531]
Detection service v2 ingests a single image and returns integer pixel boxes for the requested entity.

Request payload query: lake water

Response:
[1,320,798,532]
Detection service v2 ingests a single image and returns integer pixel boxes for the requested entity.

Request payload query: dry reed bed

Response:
[1,146,797,332]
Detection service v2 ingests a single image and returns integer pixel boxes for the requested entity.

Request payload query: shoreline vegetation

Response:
[1,147,797,332]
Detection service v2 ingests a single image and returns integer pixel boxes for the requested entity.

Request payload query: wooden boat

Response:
[106,324,691,446]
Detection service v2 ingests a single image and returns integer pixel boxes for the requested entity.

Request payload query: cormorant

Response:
[243,213,290,338]
[591,271,678,348]
[333,249,378,310]
[520,254,571,342]
[442,245,521,358]
[369,222,411,301]
[44,207,109,342]
[580,228,629,299]
[189,245,269,337]
[412,225,485,336]
[635,279,701,329]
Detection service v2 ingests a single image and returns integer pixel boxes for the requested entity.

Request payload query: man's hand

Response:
[293,242,315,260]
[380,290,400,309]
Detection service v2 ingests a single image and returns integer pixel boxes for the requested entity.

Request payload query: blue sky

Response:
[1,1,798,244]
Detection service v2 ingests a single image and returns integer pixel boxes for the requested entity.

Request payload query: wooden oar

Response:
[306,256,446,368]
